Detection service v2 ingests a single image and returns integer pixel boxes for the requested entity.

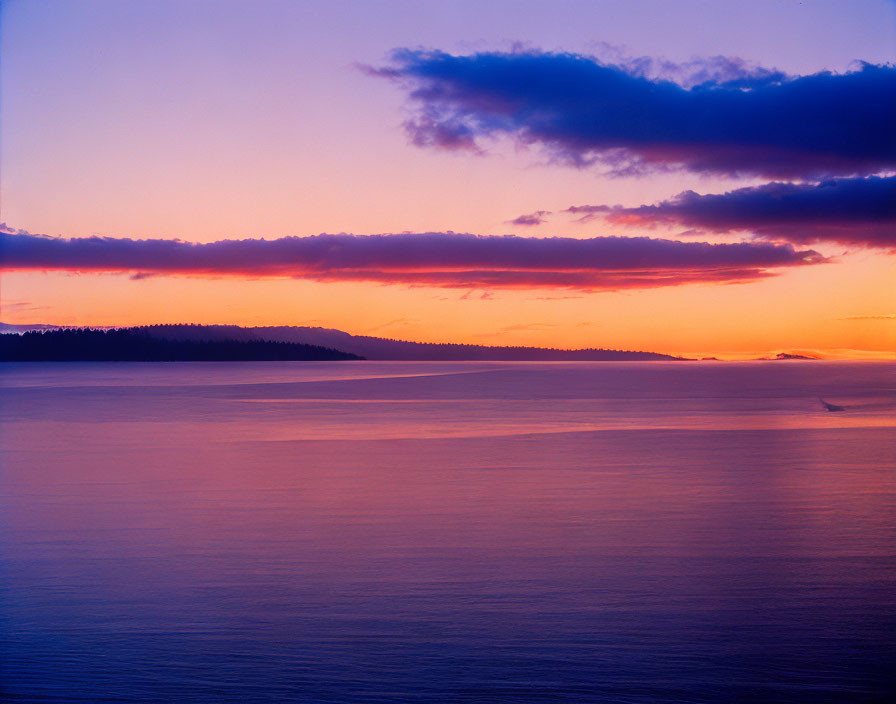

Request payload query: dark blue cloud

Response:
[569,175,896,246]
[373,50,896,178]
[0,230,823,291]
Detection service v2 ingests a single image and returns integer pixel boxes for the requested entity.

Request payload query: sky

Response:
[1,0,894,358]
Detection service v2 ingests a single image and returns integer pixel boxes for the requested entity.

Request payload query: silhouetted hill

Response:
[0,328,361,362]
[130,324,682,361]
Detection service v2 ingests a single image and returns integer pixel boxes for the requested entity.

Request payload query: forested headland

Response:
[0,328,362,361]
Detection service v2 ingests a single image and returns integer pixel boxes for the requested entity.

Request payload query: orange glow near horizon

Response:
[2,244,893,359]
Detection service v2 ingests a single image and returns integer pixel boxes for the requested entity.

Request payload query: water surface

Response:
[1,361,894,702]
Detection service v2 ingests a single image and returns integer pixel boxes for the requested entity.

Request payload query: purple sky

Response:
[1,0,894,356]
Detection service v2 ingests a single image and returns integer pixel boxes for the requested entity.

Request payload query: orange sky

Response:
[3,245,893,359]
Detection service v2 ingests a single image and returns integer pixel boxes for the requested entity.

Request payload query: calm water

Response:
[1,361,894,702]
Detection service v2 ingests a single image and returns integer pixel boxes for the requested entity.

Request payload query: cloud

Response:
[371,49,896,178]
[0,230,823,291]
[0,300,47,312]
[0,222,32,236]
[568,176,896,247]
[507,210,551,226]
[406,112,482,152]
[496,322,557,332]
[530,295,584,300]
[361,318,415,333]
[568,204,612,221]
[838,314,896,320]
[586,44,791,89]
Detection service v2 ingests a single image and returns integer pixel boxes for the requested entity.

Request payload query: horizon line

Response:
[2,321,894,362]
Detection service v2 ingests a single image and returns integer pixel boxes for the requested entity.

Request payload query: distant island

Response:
[0,328,362,362]
[759,352,820,361]
[0,323,682,362]
[130,324,683,361]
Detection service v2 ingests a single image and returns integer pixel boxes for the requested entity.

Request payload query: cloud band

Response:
[568,175,896,246]
[0,230,823,291]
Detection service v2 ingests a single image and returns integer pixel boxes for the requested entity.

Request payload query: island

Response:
[0,328,362,362]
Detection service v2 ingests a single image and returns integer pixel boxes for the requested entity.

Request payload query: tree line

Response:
[0,328,362,361]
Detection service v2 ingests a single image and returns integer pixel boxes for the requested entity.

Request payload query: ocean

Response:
[1,361,894,702]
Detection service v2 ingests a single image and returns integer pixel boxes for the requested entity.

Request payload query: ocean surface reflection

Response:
[1,362,894,702]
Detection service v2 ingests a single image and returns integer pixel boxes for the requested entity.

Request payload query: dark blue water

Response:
[1,362,894,702]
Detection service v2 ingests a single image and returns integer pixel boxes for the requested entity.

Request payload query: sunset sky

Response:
[1,0,894,358]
